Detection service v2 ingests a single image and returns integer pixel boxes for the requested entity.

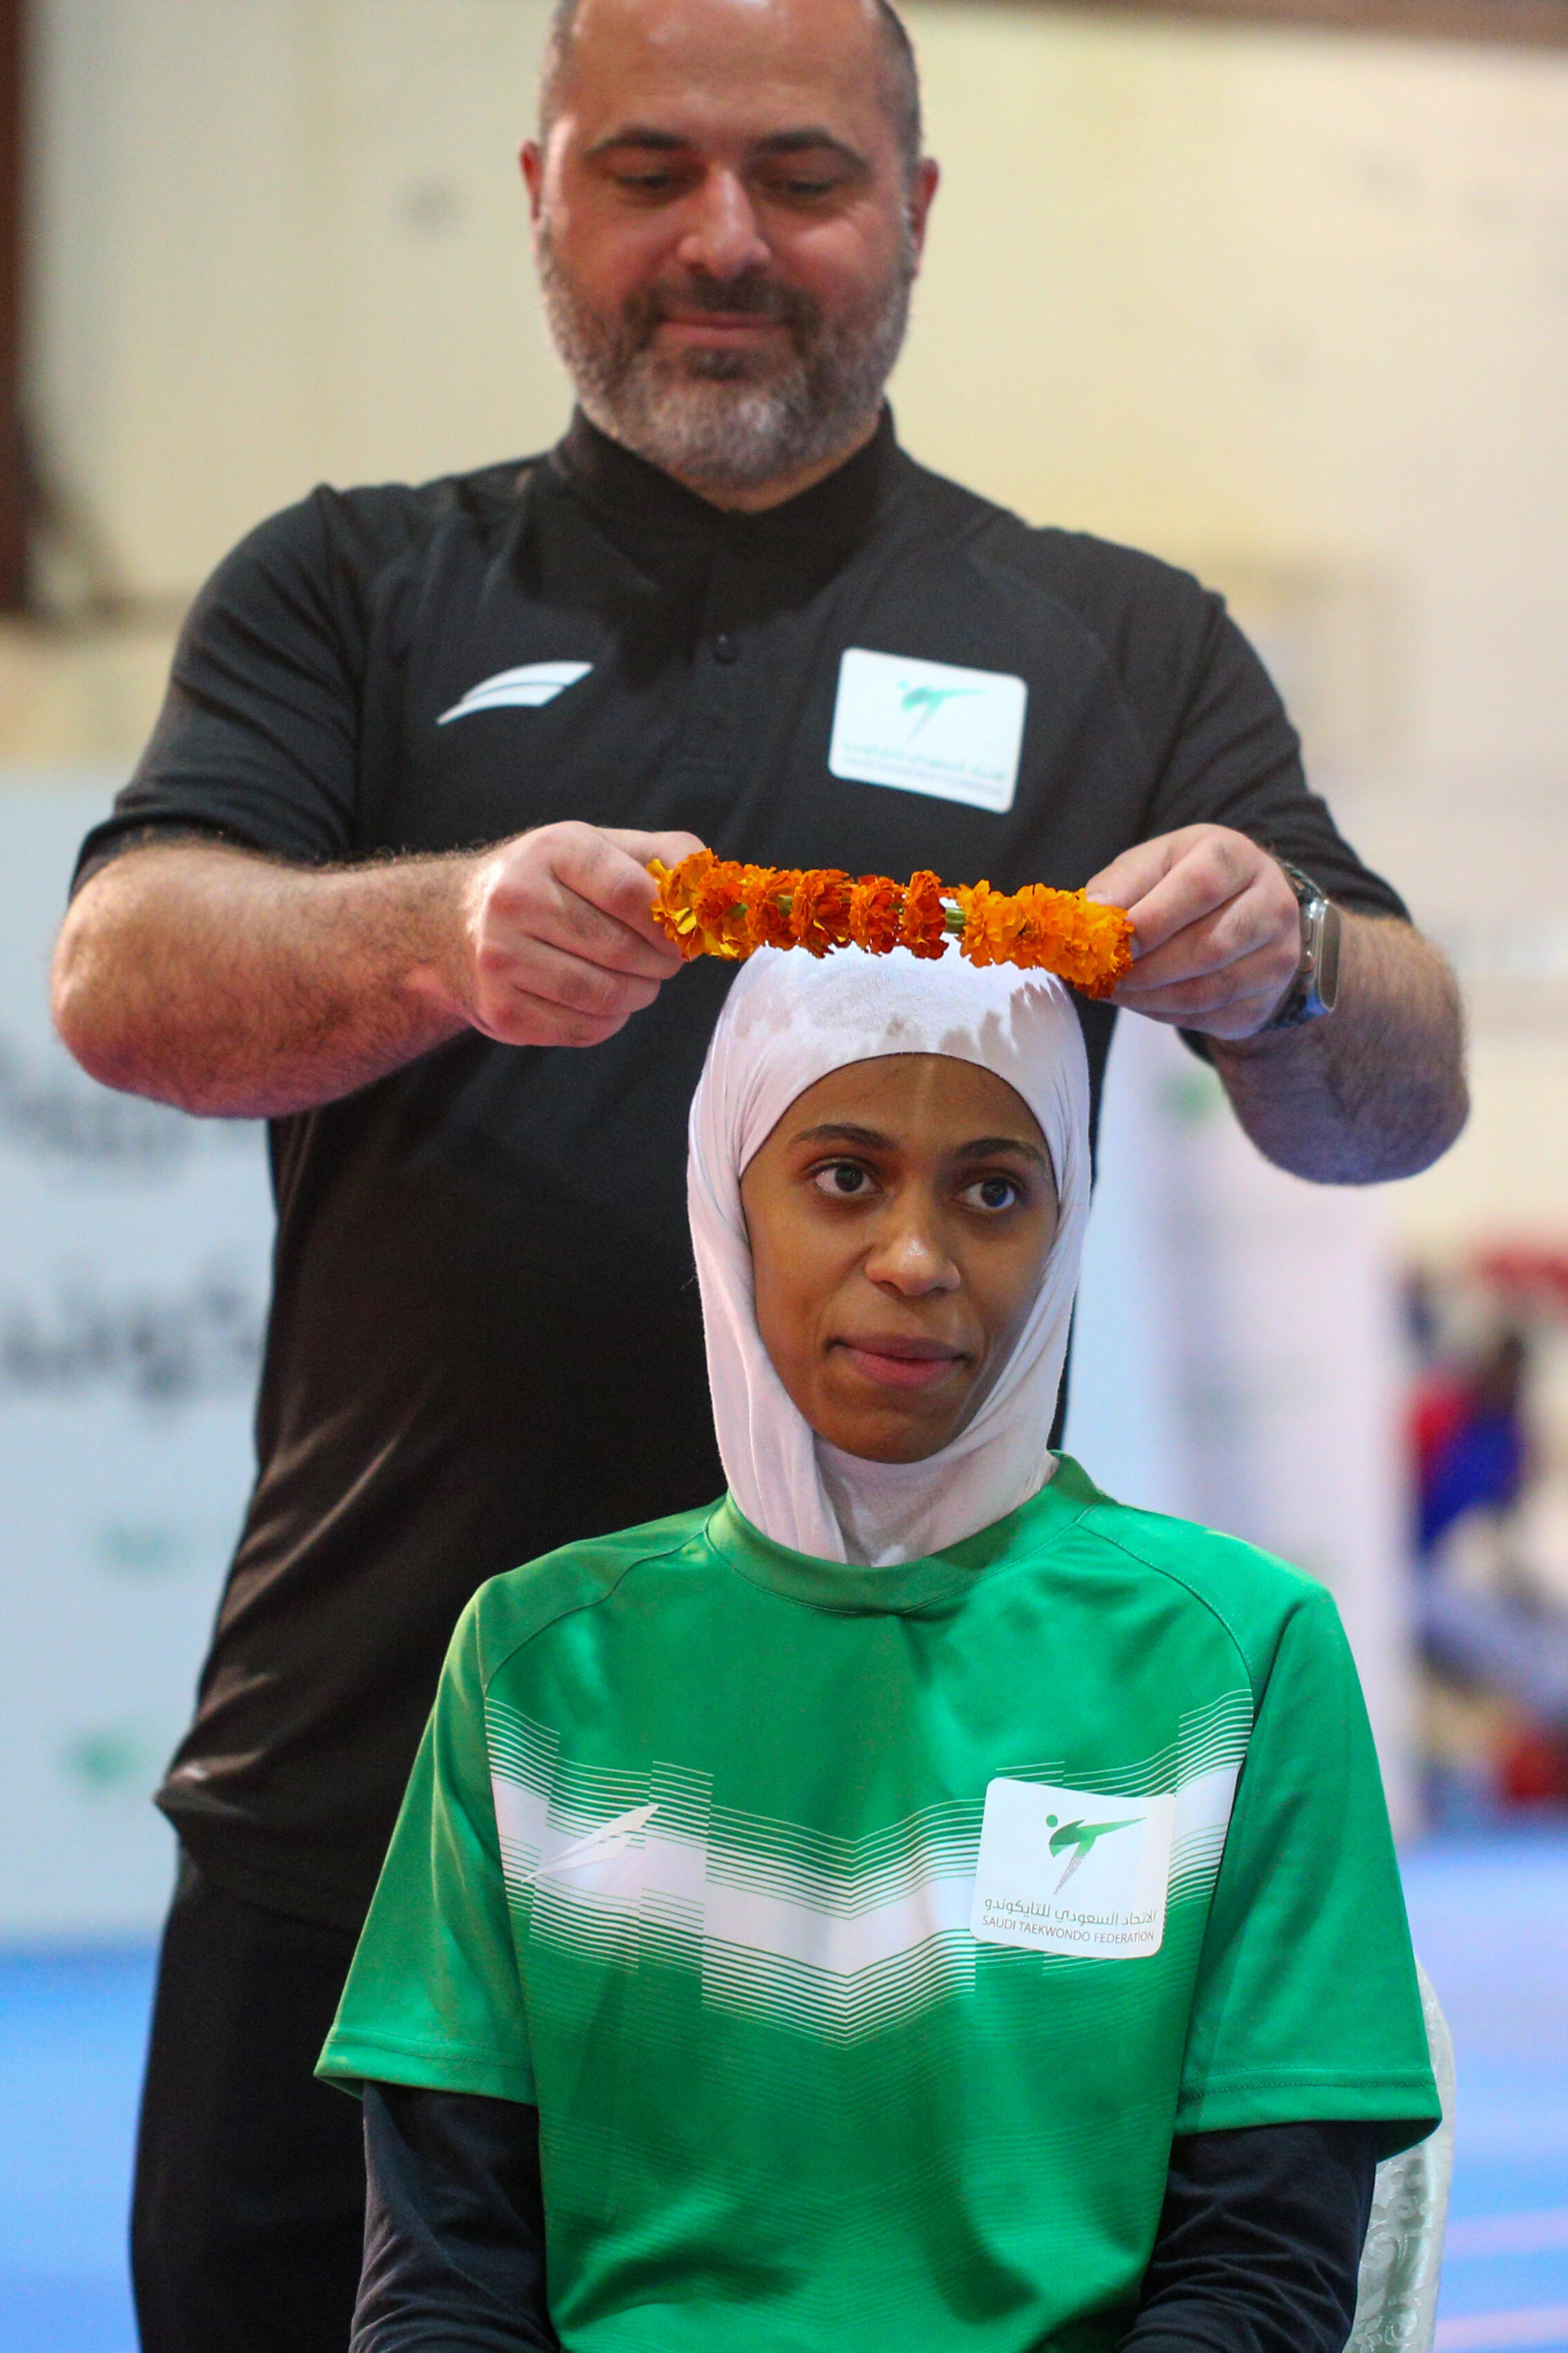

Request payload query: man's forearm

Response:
[1209,913,1467,1184]
[53,819,693,1117]
[53,842,472,1117]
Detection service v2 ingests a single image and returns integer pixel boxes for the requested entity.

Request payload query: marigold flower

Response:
[899,869,951,960]
[1009,884,1132,1000]
[689,858,754,960]
[848,873,905,954]
[741,866,794,951]
[648,850,715,960]
[790,868,855,958]
[646,850,1132,994]
[955,879,1023,969]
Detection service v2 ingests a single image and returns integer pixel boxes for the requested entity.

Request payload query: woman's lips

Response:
[836,1338,968,1392]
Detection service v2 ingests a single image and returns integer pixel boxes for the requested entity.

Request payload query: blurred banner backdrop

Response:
[1064,1019,1417,1833]
[0,781,271,1939]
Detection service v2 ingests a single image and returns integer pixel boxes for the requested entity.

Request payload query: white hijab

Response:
[688,945,1092,1567]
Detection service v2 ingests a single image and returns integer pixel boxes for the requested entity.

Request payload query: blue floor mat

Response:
[0,1946,154,2353]
[1403,1827,1568,2351]
[3,1832,1566,2352]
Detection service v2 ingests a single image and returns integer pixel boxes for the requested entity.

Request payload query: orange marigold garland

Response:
[648,850,1133,998]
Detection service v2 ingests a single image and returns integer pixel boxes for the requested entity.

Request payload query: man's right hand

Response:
[453,823,703,1050]
[54,822,707,1121]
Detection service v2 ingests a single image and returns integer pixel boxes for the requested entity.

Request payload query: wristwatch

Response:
[1264,861,1342,1030]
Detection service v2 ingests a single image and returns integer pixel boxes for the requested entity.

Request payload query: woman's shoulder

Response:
[1049,1456,1341,1658]
[460,1502,723,1683]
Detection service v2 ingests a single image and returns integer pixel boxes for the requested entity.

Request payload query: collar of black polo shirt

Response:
[549,404,904,577]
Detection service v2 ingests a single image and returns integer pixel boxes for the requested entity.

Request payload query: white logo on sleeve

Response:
[970,1778,1176,1960]
[828,648,1027,814]
[516,1803,659,1889]
[437,660,594,725]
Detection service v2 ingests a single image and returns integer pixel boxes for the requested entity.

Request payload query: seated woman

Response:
[318,944,1439,2353]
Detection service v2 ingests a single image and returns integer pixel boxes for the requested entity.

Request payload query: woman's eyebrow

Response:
[789,1124,1047,1167]
[790,1121,895,1151]
[952,1135,1049,1166]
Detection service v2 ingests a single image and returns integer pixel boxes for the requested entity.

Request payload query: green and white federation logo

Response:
[828,647,1028,815]
[970,1778,1178,1960]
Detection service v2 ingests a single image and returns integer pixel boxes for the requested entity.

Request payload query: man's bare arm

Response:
[1086,826,1467,1184]
[51,821,702,1119]
[1207,912,1466,1184]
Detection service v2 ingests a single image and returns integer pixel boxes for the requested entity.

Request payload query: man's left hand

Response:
[1084,826,1301,1040]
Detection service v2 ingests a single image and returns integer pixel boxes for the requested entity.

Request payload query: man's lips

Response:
[657,313,788,344]
[834,1337,970,1392]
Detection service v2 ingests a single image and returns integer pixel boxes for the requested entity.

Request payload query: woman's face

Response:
[739,1053,1058,1465]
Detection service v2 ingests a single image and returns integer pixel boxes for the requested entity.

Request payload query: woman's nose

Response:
[866,1214,961,1298]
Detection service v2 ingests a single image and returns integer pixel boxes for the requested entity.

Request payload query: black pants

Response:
[131,1851,367,2353]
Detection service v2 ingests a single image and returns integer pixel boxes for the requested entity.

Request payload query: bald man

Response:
[53,1,1464,2345]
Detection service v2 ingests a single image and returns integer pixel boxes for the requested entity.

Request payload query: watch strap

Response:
[1264,862,1341,1030]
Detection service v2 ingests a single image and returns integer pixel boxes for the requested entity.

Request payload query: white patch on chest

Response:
[970,1778,1177,1960]
[828,647,1027,814]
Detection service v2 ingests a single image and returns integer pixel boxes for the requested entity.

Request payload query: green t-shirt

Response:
[319,1456,1438,2353]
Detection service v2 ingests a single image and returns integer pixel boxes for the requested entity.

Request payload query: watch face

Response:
[1314,900,1343,1014]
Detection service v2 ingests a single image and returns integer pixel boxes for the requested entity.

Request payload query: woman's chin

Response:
[816,1411,962,1467]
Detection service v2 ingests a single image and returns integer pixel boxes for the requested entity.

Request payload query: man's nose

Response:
[675,169,772,282]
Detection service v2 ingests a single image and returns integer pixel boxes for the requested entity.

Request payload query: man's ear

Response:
[907,156,940,268]
[520,140,545,224]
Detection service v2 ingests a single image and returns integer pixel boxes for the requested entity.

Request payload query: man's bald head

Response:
[540,0,923,181]
[522,0,940,505]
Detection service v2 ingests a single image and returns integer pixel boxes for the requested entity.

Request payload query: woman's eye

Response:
[812,1162,875,1199]
[962,1175,1021,1213]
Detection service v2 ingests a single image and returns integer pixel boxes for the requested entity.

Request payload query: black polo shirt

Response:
[77,409,1406,1931]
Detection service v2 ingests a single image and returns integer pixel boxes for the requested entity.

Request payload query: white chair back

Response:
[1347,1961,1455,2353]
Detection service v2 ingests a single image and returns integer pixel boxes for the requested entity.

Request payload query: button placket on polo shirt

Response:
[667,537,763,841]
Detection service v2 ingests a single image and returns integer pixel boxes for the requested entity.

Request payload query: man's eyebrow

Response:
[585,125,870,174]
[750,129,870,174]
[585,126,693,161]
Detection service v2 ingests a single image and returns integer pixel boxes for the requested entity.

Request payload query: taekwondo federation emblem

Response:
[898,680,980,737]
[971,1777,1177,1960]
[1044,1811,1143,1894]
[828,647,1027,815]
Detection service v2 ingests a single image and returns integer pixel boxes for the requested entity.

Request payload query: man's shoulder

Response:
[892,447,1218,633]
[1048,1460,1335,1693]
[228,453,551,588]
[465,1503,720,1686]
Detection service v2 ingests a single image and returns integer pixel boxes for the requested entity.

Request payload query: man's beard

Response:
[536,224,915,493]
